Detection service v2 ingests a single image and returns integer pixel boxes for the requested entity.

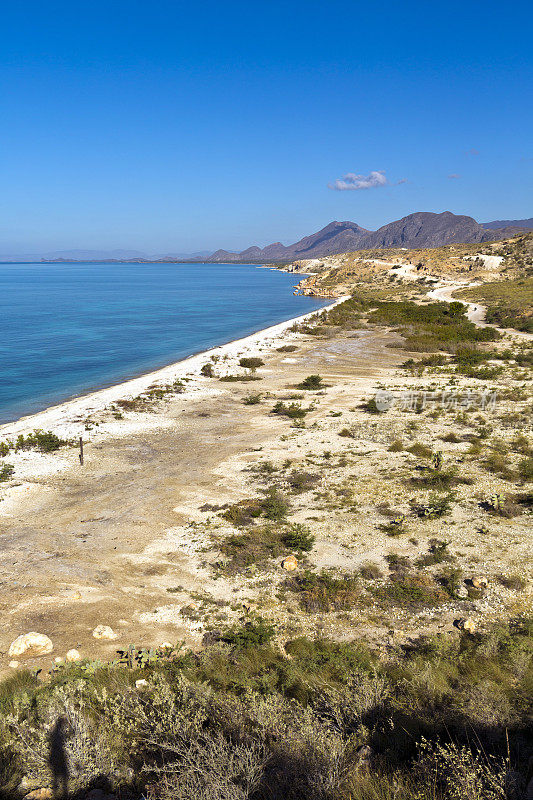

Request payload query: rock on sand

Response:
[8,633,53,658]
[92,625,118,640]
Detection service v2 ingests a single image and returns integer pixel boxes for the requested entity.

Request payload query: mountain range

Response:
[0,248,213,263]
[204,212,531,263]
[481,218,533,231]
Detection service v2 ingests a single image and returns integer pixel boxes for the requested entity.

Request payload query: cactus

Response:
[489,493,505,511]
[115,643,177,668]
[431,451,444,471]
[391,515,407,527]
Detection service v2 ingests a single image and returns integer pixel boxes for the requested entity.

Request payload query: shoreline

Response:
[0,295,346,443]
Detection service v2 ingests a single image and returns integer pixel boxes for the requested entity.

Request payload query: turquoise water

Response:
[0,262,327,424]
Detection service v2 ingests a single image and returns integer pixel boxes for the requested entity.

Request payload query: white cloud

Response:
[328,170,389,191]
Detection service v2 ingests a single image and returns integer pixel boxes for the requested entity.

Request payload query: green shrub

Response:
[15,430,69,452]
[219,374,262,382]
[414,492,455,519]
[276,345,298,352]
[218,525,286,572]
[288,570,361,612]
[221,498,264,526]
[221,489,291,526]
[338,427,354,437]
[271,401,309,419]
[200,362,214,377]
[261,487,291,520]
[243,393,262,405]
[407,443,433,458]
[374,572,449,608]
[385,553,412,572]
[483,452,514,480]
[0,464,14,482]
[297,374,324,390]
[517,456,533,482]
[239,357,264,372]
[281,523,315,552]
[363,298,500,351]
[388,439,404,451]
[359,562,383,580]
[286,470,320,493]
[361,397,384,414]
[511,434,532,456]
[221,617,275,647]
[436,565,463,598]
[441,432,462,443]
[416,539,453,566]
[414,465,471,489]
[380,516,408,536]
[0,617,531,799]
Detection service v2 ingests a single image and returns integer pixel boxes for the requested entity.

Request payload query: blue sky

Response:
[1,0,531,254]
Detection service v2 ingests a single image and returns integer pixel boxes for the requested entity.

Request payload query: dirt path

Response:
[428,282,533,341]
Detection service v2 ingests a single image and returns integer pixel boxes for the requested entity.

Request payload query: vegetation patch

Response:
[0,463,15,482]
[1,430,72,454]
[297,374,326,390]
[271,401,311,419]
[219,373,262,382]
[287,570,361,612]
[221,488,291,526]
[374,571,450,608]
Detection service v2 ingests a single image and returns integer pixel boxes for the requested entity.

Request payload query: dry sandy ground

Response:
[0,324,403,673]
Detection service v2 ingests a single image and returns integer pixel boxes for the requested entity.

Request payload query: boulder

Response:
[135,679,148,689]
[282,555,298,571]
[66,649,81,662]
[471,575,488,589]
[8,633,53,658]
[92,625,118,640]
[9,660,19,669]
[456,617,477,634]
[24,789,53,800]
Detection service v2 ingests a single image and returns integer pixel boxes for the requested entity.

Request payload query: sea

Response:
[0,261,328,424]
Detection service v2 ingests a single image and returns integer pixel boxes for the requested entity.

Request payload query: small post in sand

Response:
[79,436,84,466]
